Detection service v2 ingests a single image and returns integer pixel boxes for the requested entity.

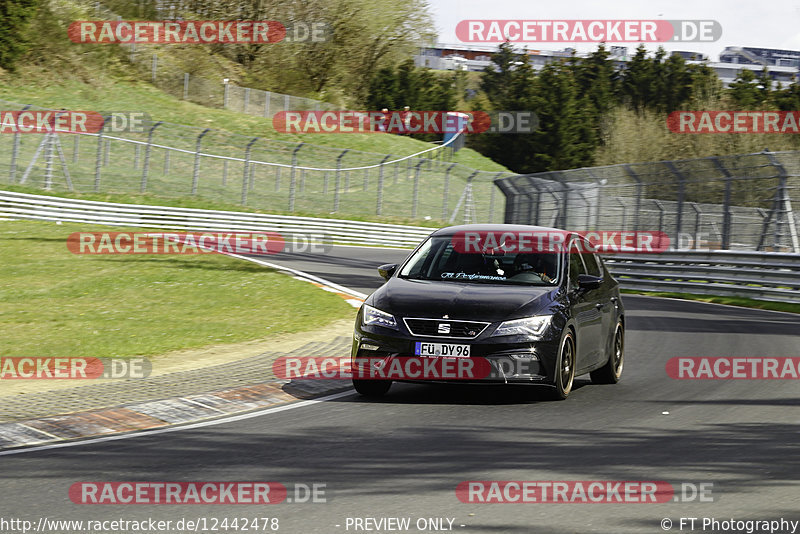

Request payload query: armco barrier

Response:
[0,190,432,248]
[2,190,798,304]
[603,250,800,304]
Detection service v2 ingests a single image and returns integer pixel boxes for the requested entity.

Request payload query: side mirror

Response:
[378,263,398,281]
[577,274,603,291]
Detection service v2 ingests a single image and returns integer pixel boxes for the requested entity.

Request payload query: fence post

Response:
[103,139,110,166]
[244,87,250,113]
[183,73,190,100]
[665,161,686,240]
[163,150,170,175]
[222,160,228,186]
[442,163,456,220]
[191,128,210,195]
[489,172,503,222]
[623,164,643,231]
[94,116,110,192]
[762,150,799,252]
[141,120,162,192]
[72,135,80,164]
[284,94,290,112]
[152,54,158,83]
[363,167,369,191]
[263,91,270,117]
[133,144,141,169]
[411,159,424,218]
[223,80,230,108]
[241,137,259,205]
[9,104,30,183]
[334,149,349,212]
[376,154,392,215]
[273,167,280,191]
[288,142,304,212]
[710,157,733,250]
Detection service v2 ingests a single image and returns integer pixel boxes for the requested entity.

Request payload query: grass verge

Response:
[0,220,356,358]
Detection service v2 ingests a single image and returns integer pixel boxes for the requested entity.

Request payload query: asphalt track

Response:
[2,245,800,533]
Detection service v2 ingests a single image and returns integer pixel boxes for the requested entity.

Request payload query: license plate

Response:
[414,342,470,358]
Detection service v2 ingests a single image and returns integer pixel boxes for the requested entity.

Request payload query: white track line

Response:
[0,391,355,457]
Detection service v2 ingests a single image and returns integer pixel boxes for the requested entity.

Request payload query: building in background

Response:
[414,43,799,87]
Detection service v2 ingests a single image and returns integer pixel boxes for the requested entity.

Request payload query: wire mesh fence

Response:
[496,151,800,252]
[0,99,512,224]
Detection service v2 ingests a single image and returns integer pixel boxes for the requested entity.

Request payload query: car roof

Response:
[430,223,580,239]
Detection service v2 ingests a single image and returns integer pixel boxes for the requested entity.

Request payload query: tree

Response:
[727,69,762,109]
[618,44,653,112]
[0,0,39,71]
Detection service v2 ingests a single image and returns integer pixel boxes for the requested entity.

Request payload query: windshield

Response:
[398,236,561,286]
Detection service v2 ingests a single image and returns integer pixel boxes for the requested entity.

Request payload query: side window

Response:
[584,251,602,277]
[568,241,587,289]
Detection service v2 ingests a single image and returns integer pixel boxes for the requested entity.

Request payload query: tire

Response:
[352,379,392,397]
[590,321,624,384]
[546,329,576,401]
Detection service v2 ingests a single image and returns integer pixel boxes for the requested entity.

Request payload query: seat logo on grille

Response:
[438,323,451,334]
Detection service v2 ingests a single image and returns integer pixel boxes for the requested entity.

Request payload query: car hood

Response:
[369,278,558,322]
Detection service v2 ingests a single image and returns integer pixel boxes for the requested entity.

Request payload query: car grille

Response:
[402,318,490,339]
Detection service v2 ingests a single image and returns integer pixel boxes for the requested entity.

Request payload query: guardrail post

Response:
[191,128,210,195]
[288,142,304,212]
[141,120,162,192]
[333,149,349,212]
[442,163,456,220]
[376,154,392,215]
[241,136,259,205]
[411,159,424,218]
[9,104,30,183]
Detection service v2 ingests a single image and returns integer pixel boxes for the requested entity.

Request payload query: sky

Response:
[425,0,800,61]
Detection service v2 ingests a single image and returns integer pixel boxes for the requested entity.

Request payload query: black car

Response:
[351,224,625,400]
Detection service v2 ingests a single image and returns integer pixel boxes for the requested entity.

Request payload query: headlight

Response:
[362,304,398,330]
[491,316,552,338]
